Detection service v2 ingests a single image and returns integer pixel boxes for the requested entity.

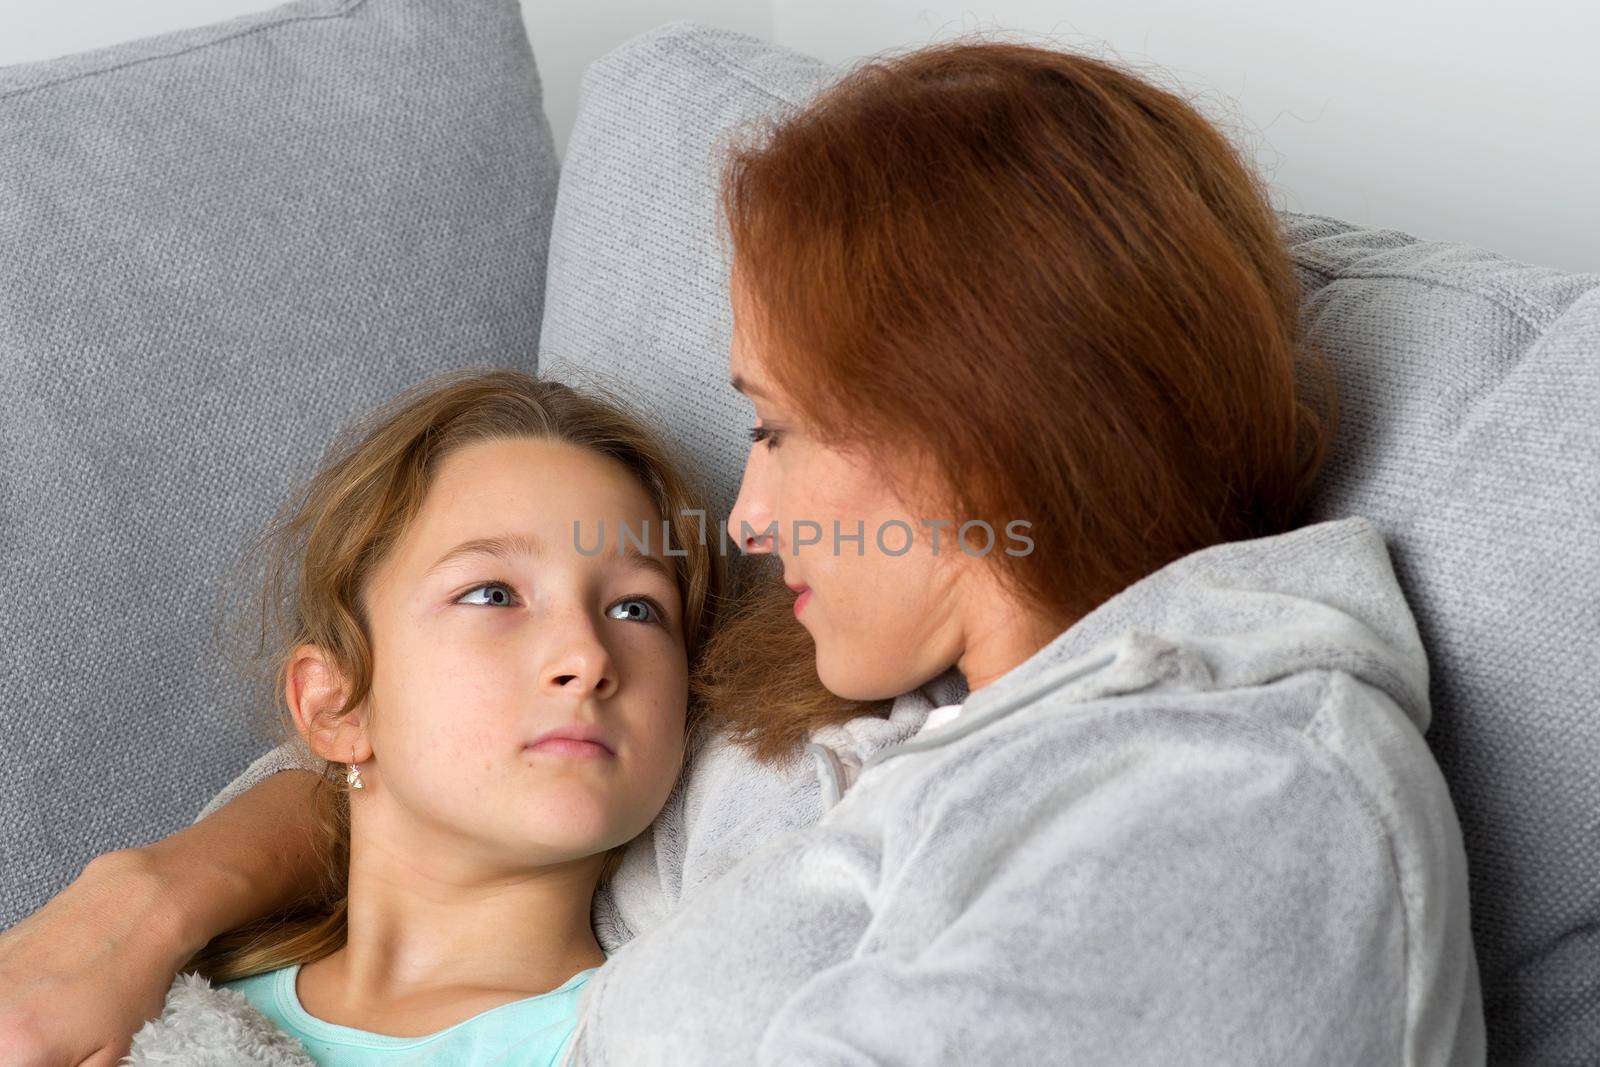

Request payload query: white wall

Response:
[773,0,1600,273]
[4,1,1595,271]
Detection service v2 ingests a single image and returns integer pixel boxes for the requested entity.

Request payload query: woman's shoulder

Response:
[944,631,1425,772]
[899,661,1452,859]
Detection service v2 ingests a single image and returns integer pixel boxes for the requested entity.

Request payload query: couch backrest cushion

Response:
[0,0,557,926]
[539,20,1599,1060]
[1283,216,1599,1062]
[538,21,836,525]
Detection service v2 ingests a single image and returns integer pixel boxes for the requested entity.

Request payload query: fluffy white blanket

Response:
[122,971,314,1066]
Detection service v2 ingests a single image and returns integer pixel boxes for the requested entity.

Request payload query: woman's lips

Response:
[793,586,812,616]
[525,738,613,759]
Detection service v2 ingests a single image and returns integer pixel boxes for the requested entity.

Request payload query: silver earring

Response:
[345,762,365,790]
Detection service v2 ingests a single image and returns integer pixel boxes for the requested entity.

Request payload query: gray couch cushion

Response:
[538,20,1599,1061]
[1284,217,1599,1063]
[0,0,557,926]
[539,21,835,524]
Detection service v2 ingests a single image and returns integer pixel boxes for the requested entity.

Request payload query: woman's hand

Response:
[0,768,324,1066]
[0,849,190,1067]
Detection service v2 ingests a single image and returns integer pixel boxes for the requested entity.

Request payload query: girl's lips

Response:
[793,587,812,616]
[525,738,613,759]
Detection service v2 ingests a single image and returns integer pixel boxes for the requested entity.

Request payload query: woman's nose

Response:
[727,480,778,555]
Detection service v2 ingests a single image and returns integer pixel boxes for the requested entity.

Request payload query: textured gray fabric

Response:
[535,22,1598,1062]
[537,21,836,526]
[1281,215,1600,1064]
[0,0,557,928]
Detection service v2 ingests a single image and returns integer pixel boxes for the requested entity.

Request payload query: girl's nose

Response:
[542,613,616,695]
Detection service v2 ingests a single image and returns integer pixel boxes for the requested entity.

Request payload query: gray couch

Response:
[2,4,1595,1062]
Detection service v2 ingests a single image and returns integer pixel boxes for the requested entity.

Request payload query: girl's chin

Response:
[492,819,627,863]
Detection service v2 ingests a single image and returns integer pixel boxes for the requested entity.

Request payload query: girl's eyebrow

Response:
[423,530,676,586]
[613,544,678,586]
[425,532,545,577]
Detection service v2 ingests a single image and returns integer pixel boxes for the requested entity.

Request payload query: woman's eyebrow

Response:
[729,374,767,398]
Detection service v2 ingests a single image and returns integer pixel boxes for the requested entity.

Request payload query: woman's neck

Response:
[955,569,1072,694]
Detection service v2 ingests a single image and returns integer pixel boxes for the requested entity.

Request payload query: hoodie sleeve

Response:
[594,729,827,952]
[753,720,1409,1065]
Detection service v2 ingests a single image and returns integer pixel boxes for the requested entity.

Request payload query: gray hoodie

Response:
[200,515,1484,1065]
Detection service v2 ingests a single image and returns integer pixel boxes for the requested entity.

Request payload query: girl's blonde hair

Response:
[187,367,726,983]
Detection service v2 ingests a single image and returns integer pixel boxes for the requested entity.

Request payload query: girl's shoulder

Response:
[218,963,292,992]
[212,963,599,1063]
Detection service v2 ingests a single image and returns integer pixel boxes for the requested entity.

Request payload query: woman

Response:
[0,36,1484,1066]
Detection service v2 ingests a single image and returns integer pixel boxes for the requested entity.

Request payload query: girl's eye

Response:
[747,424,780,450]
[458,581,516,607]
[608,597,666,626]
[456,583,665,627]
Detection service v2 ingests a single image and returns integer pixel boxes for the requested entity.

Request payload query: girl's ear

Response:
[285,644,370,764]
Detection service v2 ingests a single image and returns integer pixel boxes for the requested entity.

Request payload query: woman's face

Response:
[293,436,689,878]
[725,272,984,702]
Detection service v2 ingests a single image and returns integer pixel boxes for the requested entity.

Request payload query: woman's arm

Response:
[0,766,322,1067]
[193,736,323,824]
[754,730,1422,1065]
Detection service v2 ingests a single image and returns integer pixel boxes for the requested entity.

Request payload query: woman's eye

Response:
[458,582,516,607]
[608,597,665,625]
[746,424,780,450]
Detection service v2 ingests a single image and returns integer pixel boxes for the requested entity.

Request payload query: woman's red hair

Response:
[695,36,1338,763]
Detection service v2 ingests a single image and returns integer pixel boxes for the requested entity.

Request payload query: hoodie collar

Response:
[807,516,1429,794]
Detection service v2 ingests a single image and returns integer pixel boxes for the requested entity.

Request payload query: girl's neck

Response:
[297,811,608,1035]
[295,939,603,1038]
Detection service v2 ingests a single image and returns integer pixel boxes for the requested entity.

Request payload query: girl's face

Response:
[300,436,689,878]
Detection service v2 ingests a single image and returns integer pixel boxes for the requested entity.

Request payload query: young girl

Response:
[176,367,725,1064]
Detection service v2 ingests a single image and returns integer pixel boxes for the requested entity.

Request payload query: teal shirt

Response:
[220,963,598,1066]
